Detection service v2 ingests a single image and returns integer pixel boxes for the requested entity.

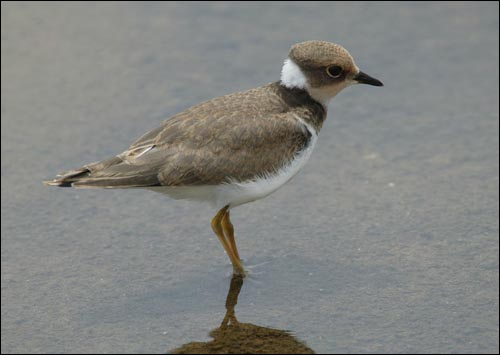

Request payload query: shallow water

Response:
[2,2,499,353]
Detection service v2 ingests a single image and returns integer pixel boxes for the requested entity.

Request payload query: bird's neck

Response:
[280,58,336,109]
[273,82,327,133]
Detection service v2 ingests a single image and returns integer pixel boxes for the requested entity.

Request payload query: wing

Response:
[45,83,314,188]
[155,111,312,186]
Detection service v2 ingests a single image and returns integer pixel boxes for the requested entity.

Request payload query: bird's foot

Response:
[232,265,247,278]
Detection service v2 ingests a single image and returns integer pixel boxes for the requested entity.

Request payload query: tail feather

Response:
[43,156,160,188]
[43,167,91,187]
[44,156,120,187]
[71,174,159,188]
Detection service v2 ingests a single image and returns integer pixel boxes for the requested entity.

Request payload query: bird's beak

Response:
[354,71,383,86]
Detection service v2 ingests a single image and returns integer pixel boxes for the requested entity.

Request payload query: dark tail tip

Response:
[43,179,73,187]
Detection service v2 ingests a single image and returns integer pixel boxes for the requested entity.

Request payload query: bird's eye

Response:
[326,65,343,78]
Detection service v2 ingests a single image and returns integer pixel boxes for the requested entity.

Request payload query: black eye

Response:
[326,65,343,78]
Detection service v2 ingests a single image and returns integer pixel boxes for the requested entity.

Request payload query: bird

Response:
[44,40,383,277]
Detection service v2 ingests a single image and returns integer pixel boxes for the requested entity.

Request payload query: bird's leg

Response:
[221,209,245,276]
[211,206,232,258]
[211,206,245,276]
[221,210,240,261]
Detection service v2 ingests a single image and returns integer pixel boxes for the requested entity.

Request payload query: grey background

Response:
[2,2,498,354]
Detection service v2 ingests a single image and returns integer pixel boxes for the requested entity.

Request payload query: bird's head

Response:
[280,40,383,106]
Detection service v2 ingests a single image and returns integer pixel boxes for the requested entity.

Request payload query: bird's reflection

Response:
[170,274,314,354]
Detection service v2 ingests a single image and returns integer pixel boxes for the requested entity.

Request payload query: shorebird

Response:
[45,40,383,276]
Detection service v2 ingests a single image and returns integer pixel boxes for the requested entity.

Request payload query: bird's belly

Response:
[214,132,318,209]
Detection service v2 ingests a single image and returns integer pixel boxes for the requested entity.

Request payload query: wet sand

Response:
[2,2,499,353]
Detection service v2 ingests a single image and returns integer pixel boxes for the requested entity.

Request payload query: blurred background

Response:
[2,2,498,353]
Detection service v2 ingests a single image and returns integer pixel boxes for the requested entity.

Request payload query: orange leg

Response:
[211,206,245,276]
[221,210,241,261]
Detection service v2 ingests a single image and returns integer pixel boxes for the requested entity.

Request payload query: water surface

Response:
[2,2,499,353]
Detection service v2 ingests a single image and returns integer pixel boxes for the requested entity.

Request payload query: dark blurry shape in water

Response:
[170,275,315,354]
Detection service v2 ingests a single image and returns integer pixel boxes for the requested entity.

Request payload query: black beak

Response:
[354,71,383,86]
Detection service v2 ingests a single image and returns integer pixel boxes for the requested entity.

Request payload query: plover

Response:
[45,40,383,276]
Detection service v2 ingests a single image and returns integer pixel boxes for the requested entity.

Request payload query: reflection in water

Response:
[170,275,314,354]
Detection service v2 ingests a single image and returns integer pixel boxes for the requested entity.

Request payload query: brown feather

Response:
[45,82,325,188]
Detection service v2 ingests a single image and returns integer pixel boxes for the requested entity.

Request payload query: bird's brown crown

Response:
[289,41,355,70]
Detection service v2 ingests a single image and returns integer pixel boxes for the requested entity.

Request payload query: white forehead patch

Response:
[280,58,308,89]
